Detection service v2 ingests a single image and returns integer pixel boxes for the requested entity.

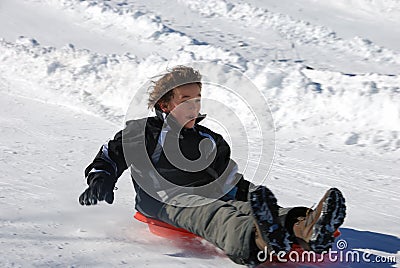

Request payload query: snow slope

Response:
[0,0,399,267]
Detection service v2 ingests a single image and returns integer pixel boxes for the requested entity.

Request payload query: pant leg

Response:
[157,193,255,265]
[226,199,253,215]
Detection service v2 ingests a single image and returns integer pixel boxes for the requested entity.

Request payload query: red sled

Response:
[134,211,342,264]
[134,211,199,239]
[134,211,341,240]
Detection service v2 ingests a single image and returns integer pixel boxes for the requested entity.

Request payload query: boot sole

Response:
[250,187,291,253]
[309,188,346,253]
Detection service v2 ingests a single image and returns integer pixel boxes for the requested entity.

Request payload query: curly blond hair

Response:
[148,65,202,110]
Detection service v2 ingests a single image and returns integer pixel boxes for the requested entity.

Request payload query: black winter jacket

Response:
[84,110,252,218]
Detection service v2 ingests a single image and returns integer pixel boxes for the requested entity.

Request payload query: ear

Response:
[159,102,169,113]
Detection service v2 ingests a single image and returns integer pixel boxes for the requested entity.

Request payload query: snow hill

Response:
[0,0,399,267]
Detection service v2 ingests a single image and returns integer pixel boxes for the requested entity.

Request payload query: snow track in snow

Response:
[181,0,400,72]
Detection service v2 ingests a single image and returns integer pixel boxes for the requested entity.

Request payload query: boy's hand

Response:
[79,176,115,205]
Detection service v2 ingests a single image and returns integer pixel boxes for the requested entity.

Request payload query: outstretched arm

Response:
[79,130,128,205]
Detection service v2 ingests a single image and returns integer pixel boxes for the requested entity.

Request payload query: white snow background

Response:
[0,0,399,267]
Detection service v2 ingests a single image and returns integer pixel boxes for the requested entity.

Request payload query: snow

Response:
[0,0,399,267]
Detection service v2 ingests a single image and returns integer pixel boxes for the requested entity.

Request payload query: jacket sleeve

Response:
[84,130,128,185]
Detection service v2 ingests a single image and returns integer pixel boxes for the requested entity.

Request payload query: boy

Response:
[79,65,346,266]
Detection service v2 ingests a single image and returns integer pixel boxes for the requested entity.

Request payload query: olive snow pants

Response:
[156,193,297,265]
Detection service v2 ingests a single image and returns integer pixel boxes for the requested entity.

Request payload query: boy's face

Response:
[161,83,201,129]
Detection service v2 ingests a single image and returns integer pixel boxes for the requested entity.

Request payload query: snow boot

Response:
[293,187,346,253]
[250,186,291,255]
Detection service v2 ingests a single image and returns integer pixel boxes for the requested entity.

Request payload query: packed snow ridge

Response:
[1,36,399,156]
[181,0,400,66]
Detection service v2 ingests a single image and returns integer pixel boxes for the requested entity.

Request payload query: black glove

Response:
[79,174,115,206]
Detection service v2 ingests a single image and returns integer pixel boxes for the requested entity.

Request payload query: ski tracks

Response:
[180,0,400,72]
